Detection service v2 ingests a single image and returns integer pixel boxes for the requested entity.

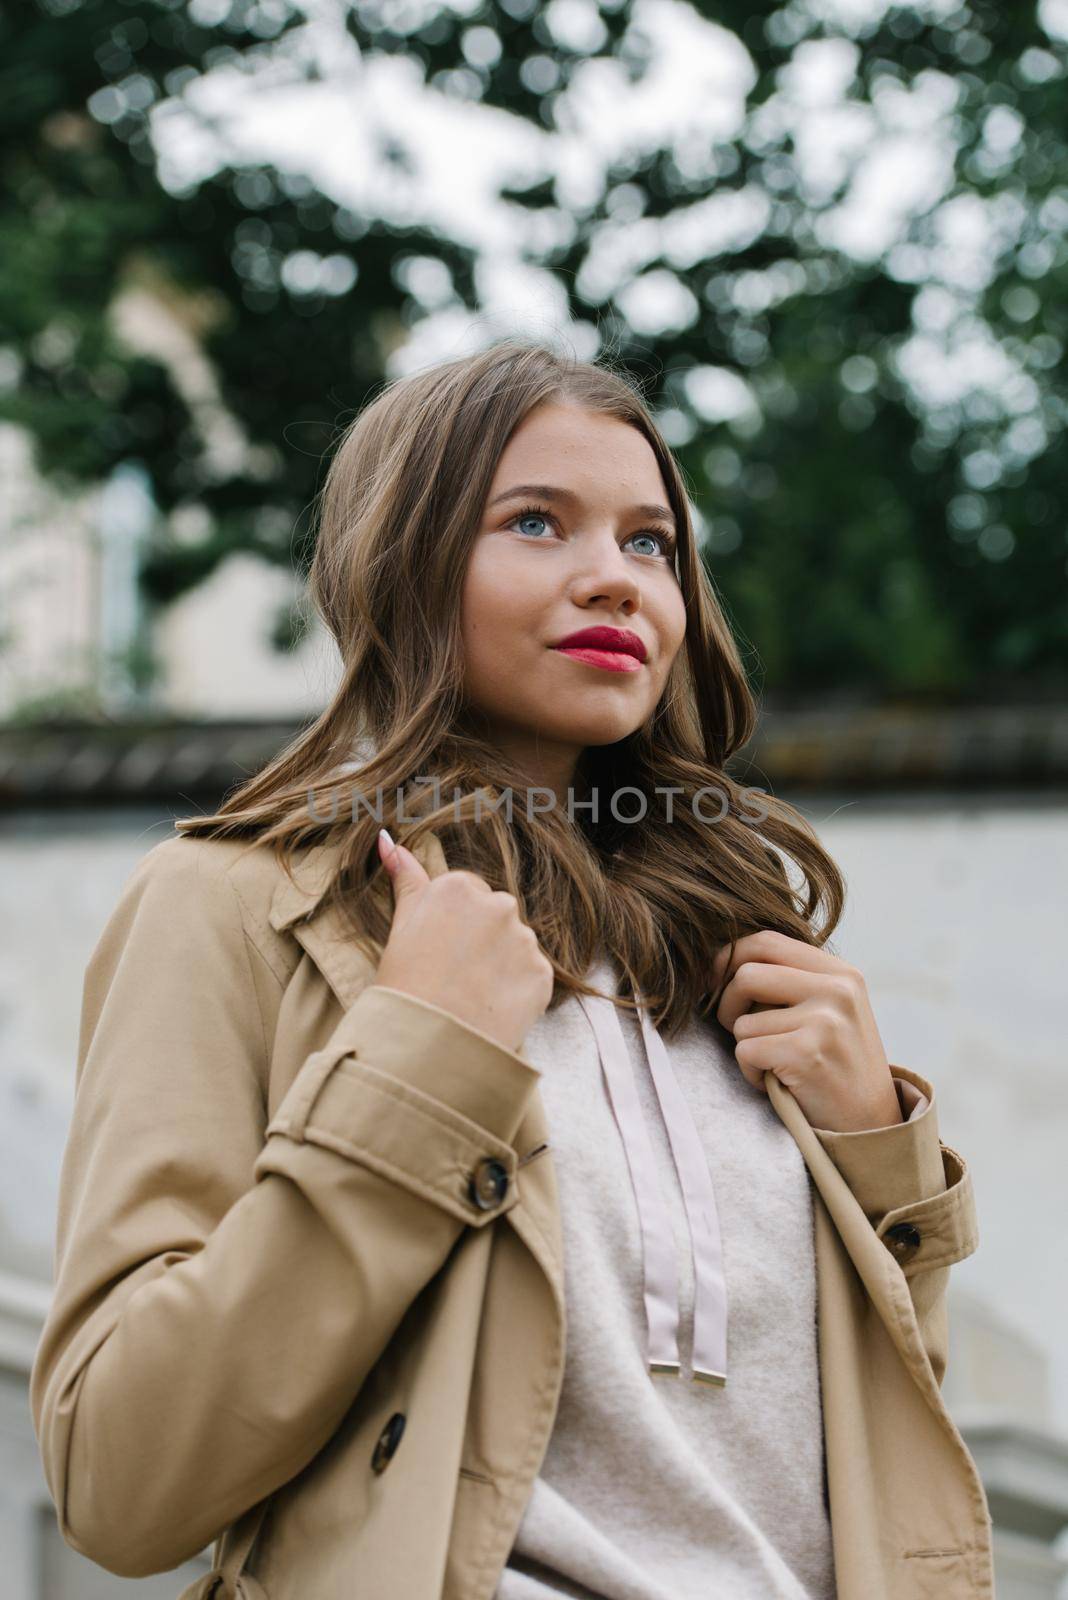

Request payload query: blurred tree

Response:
[0,0,485,612]
[2,0,1067,696]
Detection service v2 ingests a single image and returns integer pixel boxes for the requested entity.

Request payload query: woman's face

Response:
[460,401,688,799]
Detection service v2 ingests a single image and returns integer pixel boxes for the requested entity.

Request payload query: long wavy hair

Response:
[175,336,845,1038]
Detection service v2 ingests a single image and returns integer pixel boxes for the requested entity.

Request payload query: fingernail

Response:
[377,827,396,863]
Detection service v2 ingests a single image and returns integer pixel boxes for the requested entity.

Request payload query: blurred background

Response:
[1,0,1067,1593]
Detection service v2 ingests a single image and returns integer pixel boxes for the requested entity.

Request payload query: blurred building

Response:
[1,703,1067,1596]
[0,419,340,723]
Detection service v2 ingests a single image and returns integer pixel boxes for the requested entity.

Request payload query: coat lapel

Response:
[266,829,563,1305]
[765,1072,947,1406]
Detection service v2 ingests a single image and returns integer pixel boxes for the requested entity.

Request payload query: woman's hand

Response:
[711,930,903,1133]
[372,829,556,1054]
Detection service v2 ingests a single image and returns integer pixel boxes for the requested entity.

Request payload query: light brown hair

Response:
[176,336,844,1037]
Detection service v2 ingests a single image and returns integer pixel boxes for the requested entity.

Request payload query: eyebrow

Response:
[487,482,677,529]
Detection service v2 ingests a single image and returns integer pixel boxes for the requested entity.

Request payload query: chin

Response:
[545,718,640,748]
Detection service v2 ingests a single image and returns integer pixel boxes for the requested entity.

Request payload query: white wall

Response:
[806,793,1068,1430]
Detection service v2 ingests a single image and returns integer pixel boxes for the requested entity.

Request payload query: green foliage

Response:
[0,0,483,606]
[3,0,1067,696]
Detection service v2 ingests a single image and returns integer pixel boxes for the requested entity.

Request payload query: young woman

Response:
[30,339,993,1599]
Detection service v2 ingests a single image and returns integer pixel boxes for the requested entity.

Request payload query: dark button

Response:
[468,1158,509,1211]
[884,1222,922,1263]
[370,1411,406,1475]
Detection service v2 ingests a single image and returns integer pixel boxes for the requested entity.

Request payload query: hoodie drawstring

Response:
[576,989,728,1388]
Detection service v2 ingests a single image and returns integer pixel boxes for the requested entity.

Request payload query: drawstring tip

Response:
[693,1367,727,1388]
[648,1359,681,1377]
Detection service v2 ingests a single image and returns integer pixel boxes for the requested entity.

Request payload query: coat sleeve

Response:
[29,839,542,1579]
[811,1064,978,1387]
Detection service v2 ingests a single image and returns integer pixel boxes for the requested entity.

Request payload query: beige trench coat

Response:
[30,829,995,1600]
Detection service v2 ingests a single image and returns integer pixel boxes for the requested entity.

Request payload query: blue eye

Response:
[513,509,553,539]
[506,502,677,561]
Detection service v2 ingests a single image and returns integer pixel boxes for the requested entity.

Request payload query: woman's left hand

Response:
[711,930,903,1133]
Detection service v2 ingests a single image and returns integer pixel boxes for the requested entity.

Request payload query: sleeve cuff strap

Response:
[309,982,544,1146]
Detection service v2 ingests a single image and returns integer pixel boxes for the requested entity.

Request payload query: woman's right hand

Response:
[371,830,555,1054]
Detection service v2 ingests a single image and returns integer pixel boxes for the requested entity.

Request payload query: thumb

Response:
[377,828,429,904]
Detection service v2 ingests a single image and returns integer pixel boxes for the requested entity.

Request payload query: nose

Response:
[568,528,641,611]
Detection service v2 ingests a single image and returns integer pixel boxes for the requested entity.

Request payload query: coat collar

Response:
[267,842,337,931]
[265,829,451,1018]
[267,830,450,935]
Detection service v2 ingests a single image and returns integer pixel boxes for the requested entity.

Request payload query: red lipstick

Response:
[551,626,647,674]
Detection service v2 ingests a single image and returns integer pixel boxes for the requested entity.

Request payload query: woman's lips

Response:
[553,647,643,673]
